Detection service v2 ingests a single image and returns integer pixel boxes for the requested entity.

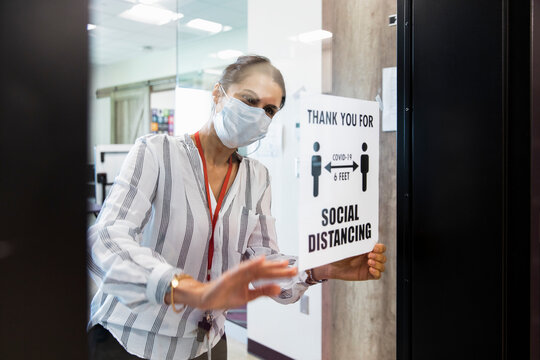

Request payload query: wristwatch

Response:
[305,268,328,285]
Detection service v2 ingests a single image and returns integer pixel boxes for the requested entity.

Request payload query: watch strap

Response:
[305,268,328,285]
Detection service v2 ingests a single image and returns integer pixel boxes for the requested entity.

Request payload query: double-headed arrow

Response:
[325,161,359,173]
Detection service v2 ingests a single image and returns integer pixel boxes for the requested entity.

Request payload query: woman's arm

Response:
[164,256,297,310]
[312,243,387,281]
[88,136,179,312]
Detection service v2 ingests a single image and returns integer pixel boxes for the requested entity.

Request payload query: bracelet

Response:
[305,268,328,285]
[170,273,193,313]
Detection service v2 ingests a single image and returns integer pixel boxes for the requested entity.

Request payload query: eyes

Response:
[263,105,276,118]
[239,94,278,118]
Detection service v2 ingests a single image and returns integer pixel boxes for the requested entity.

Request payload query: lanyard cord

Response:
[194,132,233,281]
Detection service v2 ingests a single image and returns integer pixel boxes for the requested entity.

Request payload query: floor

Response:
[227,337,262,360]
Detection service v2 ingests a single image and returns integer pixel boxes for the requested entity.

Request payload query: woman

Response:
[87,55,387,360]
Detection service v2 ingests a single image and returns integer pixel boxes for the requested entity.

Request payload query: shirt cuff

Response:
[299,269,312,286]
[146,263,179,305]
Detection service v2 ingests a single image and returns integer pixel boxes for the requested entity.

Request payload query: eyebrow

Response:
[240,89,279,110]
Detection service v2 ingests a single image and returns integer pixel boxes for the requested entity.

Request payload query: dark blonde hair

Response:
[219,55,286,109]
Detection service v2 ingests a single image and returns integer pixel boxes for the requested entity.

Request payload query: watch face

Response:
[171,278,179,288]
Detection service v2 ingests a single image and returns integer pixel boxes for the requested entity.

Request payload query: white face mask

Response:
[213,84,272,149]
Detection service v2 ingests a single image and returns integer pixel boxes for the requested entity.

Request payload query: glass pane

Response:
[175,2,325,358]
[175,0,396,359]
[87,0,396,358]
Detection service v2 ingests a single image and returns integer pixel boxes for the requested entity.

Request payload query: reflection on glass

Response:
[86,1,395,360]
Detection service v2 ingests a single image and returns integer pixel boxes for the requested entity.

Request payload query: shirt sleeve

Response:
[242,167,311,305]
[87,136,181,312]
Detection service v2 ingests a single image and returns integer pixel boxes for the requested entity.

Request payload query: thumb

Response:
[247,284,281,301]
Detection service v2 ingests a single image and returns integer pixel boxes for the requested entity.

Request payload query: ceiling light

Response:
[217,49,244,60]
[119,4,184,26]
[87,23,97,31]
[186,18,223,33]
[222,26,232,32]
[204,69,223,75]
[297,29,333,43]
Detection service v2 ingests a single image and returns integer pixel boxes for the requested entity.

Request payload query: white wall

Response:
[174,87,213,136]
[150,90,176,110]
[246,1,323,359]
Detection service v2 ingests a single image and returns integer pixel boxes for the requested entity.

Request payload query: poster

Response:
[298,94,379,271]
[151,108,174,135]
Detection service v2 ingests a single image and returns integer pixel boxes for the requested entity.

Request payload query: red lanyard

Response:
[194,132,233,281]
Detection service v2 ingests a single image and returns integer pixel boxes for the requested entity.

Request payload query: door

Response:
[397,0,532,359]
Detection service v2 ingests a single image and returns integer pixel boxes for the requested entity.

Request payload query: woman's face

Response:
[216,72,283,119]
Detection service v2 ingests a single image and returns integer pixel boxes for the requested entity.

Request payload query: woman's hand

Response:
[165,256,297,310]
[312,243,387,281]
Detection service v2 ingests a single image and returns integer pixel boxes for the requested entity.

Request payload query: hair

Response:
[219,55,286,109]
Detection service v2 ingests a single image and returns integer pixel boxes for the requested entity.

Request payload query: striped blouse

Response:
[87,134,309,360]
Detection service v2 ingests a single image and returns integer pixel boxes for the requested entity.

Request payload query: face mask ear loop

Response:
[219,83,230,100]
[210,100,216,117]
[213,83,230,117]
[211,83,226,121]
[245,139,261,156]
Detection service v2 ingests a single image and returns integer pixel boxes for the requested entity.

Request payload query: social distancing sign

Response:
[298,94,379,271]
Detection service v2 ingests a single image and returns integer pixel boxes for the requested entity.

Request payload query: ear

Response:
[211,83,221,105]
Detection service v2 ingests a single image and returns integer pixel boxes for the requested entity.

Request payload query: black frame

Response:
[397,0,532,358]
[0,0,89,358]
[396,0,412,358]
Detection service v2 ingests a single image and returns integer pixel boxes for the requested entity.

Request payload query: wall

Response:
[88,28,246,161]
[88,47,176,160]
[322,0,397,359]
[150,90,175,110]
[246,1,323,359]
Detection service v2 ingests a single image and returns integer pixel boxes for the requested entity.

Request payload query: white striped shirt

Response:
[87,134,309,360]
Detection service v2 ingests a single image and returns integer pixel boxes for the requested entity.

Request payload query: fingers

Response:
[246,257,297,279]
[368,244,387,264]
[372,243,387,253]
[369,266,381,279]
[253,264,297,280]
[368,258,385,272]
[368,252,386,263]
[367,245,386,280]
[231,257,297,282]
[247,284,281,301]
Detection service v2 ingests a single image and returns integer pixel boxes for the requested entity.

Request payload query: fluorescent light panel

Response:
[298,29,333,43]
[186,18,223,33]
[217,49,243,60]
[87,23,97,30]
[204,69,223,75]
[119,4,184,26]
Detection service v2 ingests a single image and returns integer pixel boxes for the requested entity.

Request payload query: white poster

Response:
[382,67,397,132]
[298,94,379,271]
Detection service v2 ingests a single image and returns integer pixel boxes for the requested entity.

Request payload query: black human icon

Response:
[312,142,322,197]
[361,142,369,192]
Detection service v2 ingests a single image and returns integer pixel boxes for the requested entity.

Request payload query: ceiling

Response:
[88,0,247,65]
